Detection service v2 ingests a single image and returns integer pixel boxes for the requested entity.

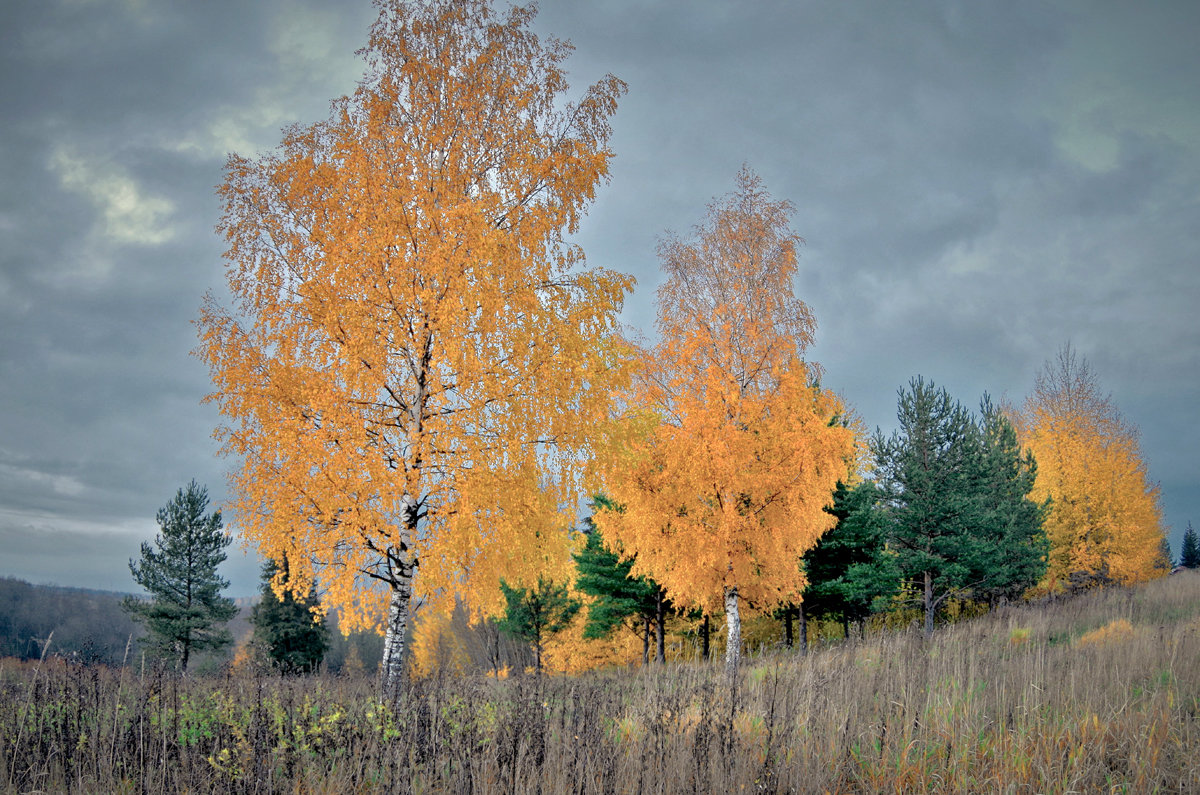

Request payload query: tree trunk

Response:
[701,614,710,660]
[798,602,808,656]
[783,607,794,648]
[381,498,419,703]
[923,570,934,638]
[380,577,413,703]
[655,589,665,663]
[642,617,650,666]
[724,586,741,678]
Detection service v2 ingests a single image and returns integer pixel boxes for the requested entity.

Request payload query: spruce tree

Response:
[496,576,580,674]
[123,481,237,672]
[251,560,329,674]
[1181,522,1200,569]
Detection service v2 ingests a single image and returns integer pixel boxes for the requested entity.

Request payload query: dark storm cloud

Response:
[1,0,377,594]
[538,0,1200,551]
[2,0,1198,595]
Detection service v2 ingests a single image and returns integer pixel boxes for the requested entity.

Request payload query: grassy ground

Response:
[3,572,1199,793]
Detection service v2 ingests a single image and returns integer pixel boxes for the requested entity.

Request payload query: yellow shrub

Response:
[543,600,643,674]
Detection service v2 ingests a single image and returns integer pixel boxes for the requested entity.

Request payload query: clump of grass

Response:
[1076,617,1135,647]
[2,573,1199,793]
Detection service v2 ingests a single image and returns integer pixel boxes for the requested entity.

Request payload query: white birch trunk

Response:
[380,495,419,703]
[724,585,741,677]
[380,573,413,704]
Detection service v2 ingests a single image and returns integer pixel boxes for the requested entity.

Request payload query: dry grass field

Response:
[3,572,1199,793]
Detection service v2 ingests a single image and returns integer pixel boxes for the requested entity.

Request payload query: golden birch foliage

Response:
[598,168,856,615]
[542,593,644,674]
[1017,346,1166,588]
[408,610,470,679]
[197,0,630,631]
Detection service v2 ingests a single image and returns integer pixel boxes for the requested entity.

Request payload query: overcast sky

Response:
[2,0,1197,597]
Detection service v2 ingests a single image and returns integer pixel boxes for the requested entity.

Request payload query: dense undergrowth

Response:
[3,573,1199,793]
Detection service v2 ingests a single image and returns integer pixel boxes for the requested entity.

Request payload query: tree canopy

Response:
[598,168,856,674]
[1180,522,1200,569]
[874,379,1046,636]
[1016,345,1165,590]
[803,480,898,632]
[575,499,667,664]
[197,0,629,700]
[496,576,581,674]
[251,560,330,675]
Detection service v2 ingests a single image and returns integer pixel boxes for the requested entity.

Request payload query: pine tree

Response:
[251,560,330,675]
[874,379,1046,637]
[123,481,237,673]
[574,507,666,665]
[496,577,581,674]
[802,480,899,635]
[874,379,980,637]
[971,397,1048,604]
[1181,522,1200,569]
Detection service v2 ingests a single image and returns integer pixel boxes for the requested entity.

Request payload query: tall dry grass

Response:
[3,572,1198,793]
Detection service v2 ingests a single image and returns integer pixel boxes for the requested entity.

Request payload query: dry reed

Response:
[2,572,1198,793]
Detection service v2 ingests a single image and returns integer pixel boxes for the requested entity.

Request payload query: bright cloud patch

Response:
[49,146,175,246]
[0,463,87,499]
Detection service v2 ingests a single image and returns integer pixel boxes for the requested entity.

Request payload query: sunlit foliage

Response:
[408,610,470,679]
[599,167,856,673]
[1016,345,1166,590]
[198,0,629,700]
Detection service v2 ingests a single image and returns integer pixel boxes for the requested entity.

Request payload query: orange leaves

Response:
[197,0,630,641]
[604,364,853,613]
[598,169,855,617]
[1016,345,1166,589]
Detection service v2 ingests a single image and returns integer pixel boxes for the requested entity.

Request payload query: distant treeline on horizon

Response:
[0,577,380,673]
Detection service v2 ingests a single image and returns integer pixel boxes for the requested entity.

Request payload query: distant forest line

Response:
[0,577,379,673]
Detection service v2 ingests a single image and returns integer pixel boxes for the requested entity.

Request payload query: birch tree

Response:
[1016,345,1166,590]
[198,0,629,702]
[599,168,855,676]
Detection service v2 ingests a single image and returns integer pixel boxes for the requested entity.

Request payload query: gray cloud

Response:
[2,0,1198,596]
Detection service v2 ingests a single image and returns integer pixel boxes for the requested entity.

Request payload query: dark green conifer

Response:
[574,501,668,663]
[1181,522,1200,569]
[873,379,1046,637]
[123,481,237,672]
[803,480,899,637]
[251,560,329,674]
[496,576,580,674]
[971,397,1049,603]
